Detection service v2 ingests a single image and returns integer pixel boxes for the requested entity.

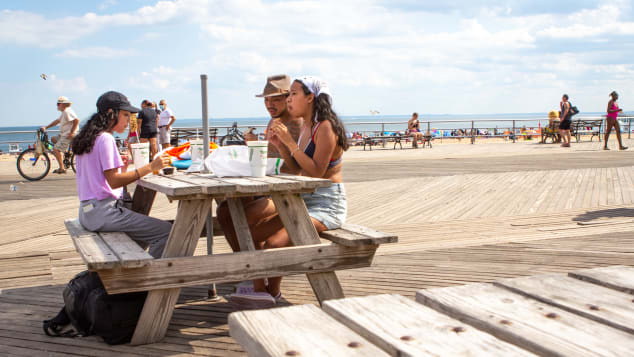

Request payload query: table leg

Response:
[131,198,211,345]
[271,193,344,304]
[131,185,157,215]
[226,198,256,251]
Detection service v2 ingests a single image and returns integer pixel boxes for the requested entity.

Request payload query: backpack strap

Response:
[43,307,80,338]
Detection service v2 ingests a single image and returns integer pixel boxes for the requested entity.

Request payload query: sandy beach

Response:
[1,137,633,355]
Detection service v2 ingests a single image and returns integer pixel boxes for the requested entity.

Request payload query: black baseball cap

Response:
[96,91,141,113]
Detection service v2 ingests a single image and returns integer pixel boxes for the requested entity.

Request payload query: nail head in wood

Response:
[347,342,361,348]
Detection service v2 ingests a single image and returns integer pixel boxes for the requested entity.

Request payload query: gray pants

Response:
[79,197,171,258]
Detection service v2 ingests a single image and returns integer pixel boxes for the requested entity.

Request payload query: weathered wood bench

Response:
[229,265,634,356]
[65,218,154,270]
[65,218,396,273]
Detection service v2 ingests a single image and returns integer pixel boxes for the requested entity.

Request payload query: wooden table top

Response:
[137,172,332,198]
[229,265,634,356]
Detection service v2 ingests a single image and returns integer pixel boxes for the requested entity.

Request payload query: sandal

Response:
[52,168,67,174]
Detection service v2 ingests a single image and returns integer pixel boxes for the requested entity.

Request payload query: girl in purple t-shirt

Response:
[70,91,172,258]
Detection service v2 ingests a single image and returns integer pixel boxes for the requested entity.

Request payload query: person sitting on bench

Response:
[229,76,348,309]
[407,112,424,148]
[70,91,172,258]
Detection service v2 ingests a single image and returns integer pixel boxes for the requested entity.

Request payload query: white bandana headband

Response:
[297,76,332,105]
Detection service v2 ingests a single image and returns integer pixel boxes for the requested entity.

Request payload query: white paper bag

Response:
[208,146,251,177]
[266,158,284,175]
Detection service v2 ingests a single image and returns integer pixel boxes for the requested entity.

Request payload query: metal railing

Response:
[1,116,632,150]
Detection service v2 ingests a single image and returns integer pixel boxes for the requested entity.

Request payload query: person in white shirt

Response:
[41,96,79,174]
[157,99,175,149]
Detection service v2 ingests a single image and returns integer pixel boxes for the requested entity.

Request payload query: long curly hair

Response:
[296,80,349,151]
[71,110,120,155]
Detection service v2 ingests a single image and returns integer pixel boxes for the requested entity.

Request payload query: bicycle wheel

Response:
[17,149,51,181]
[64,152,77,173]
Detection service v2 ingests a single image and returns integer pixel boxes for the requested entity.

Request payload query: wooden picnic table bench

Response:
[64,172,397,345]
[229,265,634,356]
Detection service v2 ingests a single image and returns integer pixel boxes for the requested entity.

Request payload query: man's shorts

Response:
[140,130,158,139]
[53,135,71,152]
[159,126,171,145]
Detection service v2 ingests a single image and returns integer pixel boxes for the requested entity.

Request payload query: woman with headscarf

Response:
[229,77,348,308]
[604,91,628,150]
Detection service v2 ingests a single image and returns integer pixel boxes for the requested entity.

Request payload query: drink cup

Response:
[247,141,268,177]
[130,143,150,170]
[190,139,205,163]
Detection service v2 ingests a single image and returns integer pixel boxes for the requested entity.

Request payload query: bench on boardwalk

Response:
[229,265,634,356]
[571,119,603,143]
[65,219,154,270]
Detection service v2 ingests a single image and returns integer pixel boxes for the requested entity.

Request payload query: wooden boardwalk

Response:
[0,139,633,356]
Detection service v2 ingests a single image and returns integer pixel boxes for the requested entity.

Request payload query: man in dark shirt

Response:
[137,99,159,157]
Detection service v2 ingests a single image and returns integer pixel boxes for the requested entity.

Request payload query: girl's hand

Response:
[121,154,130,171]
[270,121,293,146]
[150,153,171,171]
[269,133,282,148]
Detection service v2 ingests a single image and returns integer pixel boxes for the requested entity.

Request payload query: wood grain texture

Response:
[323,294,535,356]
[170,173,237,195]
[137,174,202,197]
[99,232,153,268]
[494,274,634,334]
[319,224,398,247]
[416,283,634,357]
[272,192,345,303]
[130,185,156,215]
[229,304,389,357]
[569,265,634,295]
[99,244,377,294]
[64,219,118,270]
[131,198,211,345]
[226,198,256,251]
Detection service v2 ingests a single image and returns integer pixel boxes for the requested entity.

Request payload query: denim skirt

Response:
[301,183,347,230]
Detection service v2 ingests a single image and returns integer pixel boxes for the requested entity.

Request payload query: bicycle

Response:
[219,122,246,146]
[16,129,76,181]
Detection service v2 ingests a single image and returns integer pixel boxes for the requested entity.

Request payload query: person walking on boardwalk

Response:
[559,94,572,147]
[41,96,79,173]
[71,91,172,258]
[604,91,628,150]
[157,99,176,149]
[229,76,348,309]
[137,99,159,157]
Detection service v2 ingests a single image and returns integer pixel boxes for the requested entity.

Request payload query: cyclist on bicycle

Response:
[41,96,79,174]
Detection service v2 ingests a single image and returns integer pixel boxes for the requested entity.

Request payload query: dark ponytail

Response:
[71,110,119,155]
[297,80,349,151]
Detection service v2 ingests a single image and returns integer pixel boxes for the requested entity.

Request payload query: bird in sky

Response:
[40,74,47,80]
[370,110,380,115]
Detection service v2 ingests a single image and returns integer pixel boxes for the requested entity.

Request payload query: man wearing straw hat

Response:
[41,96,79,174]
[216,75,302,306]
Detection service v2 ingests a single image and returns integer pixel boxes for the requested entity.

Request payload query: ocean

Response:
[0,112,627,153]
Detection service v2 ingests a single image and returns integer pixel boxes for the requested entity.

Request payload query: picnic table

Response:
[229,265,634,356]
[65,172,397,345]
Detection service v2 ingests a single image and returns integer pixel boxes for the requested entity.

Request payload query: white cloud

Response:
[47,74,89,93]
[98,0,118,11]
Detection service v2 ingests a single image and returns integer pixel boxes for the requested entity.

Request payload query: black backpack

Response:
[43,270,147,345]
[569,105,579,116]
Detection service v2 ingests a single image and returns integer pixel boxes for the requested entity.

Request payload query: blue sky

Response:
[1,0,633,126]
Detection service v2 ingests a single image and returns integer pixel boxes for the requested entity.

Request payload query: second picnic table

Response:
[92,171,396,345]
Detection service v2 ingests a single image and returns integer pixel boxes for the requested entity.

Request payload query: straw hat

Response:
[57,96,72,104]
[255,74,290,97]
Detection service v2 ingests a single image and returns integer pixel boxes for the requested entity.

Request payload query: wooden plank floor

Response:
[0,139,633,356]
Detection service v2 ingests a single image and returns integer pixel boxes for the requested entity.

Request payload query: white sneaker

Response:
[234,281,254,294]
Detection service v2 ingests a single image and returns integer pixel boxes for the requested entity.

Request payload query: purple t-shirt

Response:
[76,132,123,201]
